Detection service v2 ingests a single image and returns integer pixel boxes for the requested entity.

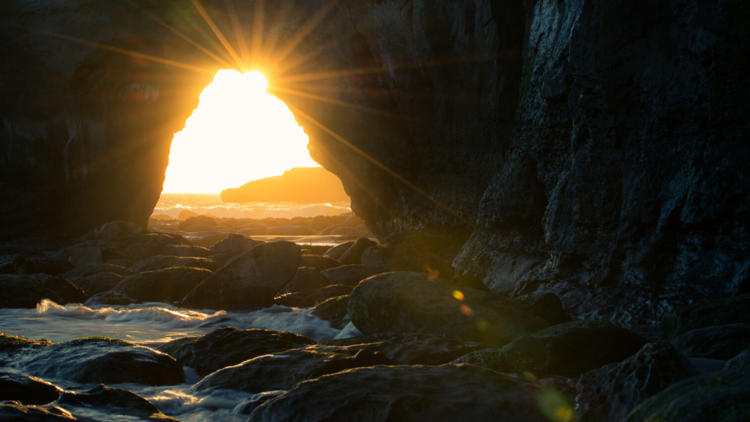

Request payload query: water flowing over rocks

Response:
[157,327,317,377]
[348,272,551,347]
[182,241,301,310]
[56,385,179,422]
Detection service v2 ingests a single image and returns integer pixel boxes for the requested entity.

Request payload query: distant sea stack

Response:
[221,168,350,204]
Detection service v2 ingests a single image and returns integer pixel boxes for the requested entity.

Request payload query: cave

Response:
[1,1,750,418]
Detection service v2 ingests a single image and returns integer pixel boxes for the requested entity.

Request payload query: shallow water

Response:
[153,194,351,219]
[0,300,361,421]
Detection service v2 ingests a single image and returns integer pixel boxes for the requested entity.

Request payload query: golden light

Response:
[452,290,465,301]
[162,69,320,194]
[460,305,474,316]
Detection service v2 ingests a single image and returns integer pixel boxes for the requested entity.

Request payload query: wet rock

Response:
[382,233,463,254]
[0,334,52,354]
[274,285,354,308]
[178,210,199,221]
[68,272,123,296]
[278,268,331,295]
[182,242,301,310]
[324,333,487,365]
[0,255,16,274]
[178,215,217,231]
[58,246,103,266]
[111,267,211,303]
[266,225,315,236]
[349,272,550,347]
[248,364,553,422]
[299,255,341,272]
[512,293,572,325]
[0,371,62,405]
[195,349,393,393]
[361,245,454,279]
[105,258,132,267]
[210,233,262,256]
[575,341,699,422]
[82,221,145,240]
[62,264,133,278]
[0,275,61,308]
[323,242,354,260]
[661,294,750,341]
[671,324,750,360]
[450,274,491,292]
[157,327,316,377]
[0,404,82,421]
[126,244,212,260]
[13,255,74,276]
[57,385,179,422]
[339,237,378,265]
[725,348,750,371]
[84,291,137,306]
[129,256,220,273]
[623,367,750,422]
[438,244,462,264]
[7,337,183,385]
[320,265,380,287]
[455,321,648,378]
[37,276,88,304]
[300,245,330,255]
[312,295,350,329]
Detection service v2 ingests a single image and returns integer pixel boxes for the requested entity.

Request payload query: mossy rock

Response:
[156,336,199,358]
[0,333,51,352]
[661,294,750,340]
[624,367,750,422]
[0,275,61,308]
[62,263,133,278]
[111,267,211,303]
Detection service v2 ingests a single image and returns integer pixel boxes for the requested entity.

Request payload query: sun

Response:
[162,69,320,194]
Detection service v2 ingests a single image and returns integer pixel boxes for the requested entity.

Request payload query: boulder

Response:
[660,294,750,341]
[274,285,354,308]
[157,327,316,377]
[671,324,750,360]
[129,256,221,273]
[338,237,378,265]
[300,245,330,255]
[323,241,354,260]
[623,367,750,422]
[299,255,341,271]
[68,272,123,296]
[0,371,62,405]
[238,225,268,236]
[6,337,183,385]
[725,348,750,371]
[312,295,350,329]
[0,333,51,353]
[361,245,454,279]
[278,267,331,295]
[0,275,61,308]
[450,273,491,292]
[321,224,347,235]
[36,276,88,304]
[210,233,262,256]
[455,320,649,378]
[13,255,74,276]
[82,221,145,240]
[178,215,217,230]
[575,341,699,422]
[58,246,103,266]
[111,267,212,303]
[324,333,487,365]
[62,264,133,278]
[348,272,550,347]
[195,349,392,394]
[84,291,137,306]
[180,223,224,233]
[321,265,380,287]
[0,404,81,421]
[382,233,463,254]
[182,241,301,310]
[56,385,179,422]
[267,225,316,235]
[512,293,572,325]
[105,258,132,267]
[290,216,311,227]
[126,244,212,260]
[178,210,199,220]
[248,365,554,422]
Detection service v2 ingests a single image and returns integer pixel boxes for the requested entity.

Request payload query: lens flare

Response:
[452,290,465,301]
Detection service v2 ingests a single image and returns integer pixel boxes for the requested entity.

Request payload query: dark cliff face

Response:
[0,0,748,327]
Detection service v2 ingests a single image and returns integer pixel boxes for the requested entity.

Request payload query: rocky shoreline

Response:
[1,220,748,421]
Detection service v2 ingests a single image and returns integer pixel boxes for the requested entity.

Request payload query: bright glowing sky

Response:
[162,70,320,194]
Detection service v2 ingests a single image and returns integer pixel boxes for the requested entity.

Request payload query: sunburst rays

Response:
[1,0,479,228]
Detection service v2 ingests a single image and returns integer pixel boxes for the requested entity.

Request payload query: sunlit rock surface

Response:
[0,0,748,330]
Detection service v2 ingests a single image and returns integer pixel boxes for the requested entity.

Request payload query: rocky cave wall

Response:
[1,0,748,327]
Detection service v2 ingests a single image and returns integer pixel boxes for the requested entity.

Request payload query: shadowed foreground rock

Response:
[248,364,552,422]
[0,275,61,308]
[623,367,750,422]
[157,327,316,377]
[195,349,393,393]
[111,267,212,303]
[455,320,648,378]
[182,241,301,310]
[575,341,699,422]
[348,272,550,347]
[57,385,179,422]
[129,256,221,272]
[0,370,62,405]
[5,337,184,385]
[661,294,750,341]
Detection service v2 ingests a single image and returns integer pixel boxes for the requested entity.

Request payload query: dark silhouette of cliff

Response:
[221,168,349,204]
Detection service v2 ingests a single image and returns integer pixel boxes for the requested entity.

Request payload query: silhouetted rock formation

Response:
[221,167,349,204]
